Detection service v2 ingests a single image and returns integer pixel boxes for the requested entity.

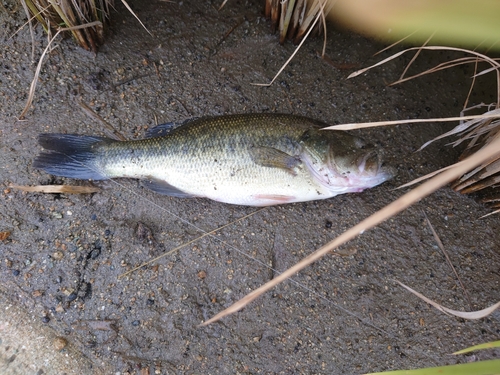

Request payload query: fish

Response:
[33,113,394,206]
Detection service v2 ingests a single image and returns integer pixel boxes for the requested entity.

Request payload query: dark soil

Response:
[0,1,499,374]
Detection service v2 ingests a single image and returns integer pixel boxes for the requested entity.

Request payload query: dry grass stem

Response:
[118,208,265,278]
[78,101,127,141]
[218,0,229,11]
[398,33,435,81]
[265,0,334,44]
[119,0,152,36]
[20,0,151,51]
[10,184,100,194]
[257,0,337,86]
[479,208,500,218]
[18,21,102,120]
[253,0,326,87]
[423,212,471,308]
[348,46,500,104]
[324,113,500,131]
[373,30,420,57]
[19,0,36,60]
[395,280,500,319]
[20,0,109,51]
[201,135,500,326]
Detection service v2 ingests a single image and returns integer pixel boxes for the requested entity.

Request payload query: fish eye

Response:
[354,138,366,148]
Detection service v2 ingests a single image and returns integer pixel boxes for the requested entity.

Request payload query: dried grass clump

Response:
[347,45,500,210]
[20,0,113,52]
[418,106,500,209]
[450,110,500,208]
[265,0,334,44]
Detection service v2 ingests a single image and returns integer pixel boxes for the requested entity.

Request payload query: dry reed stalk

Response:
[346,46,500,207]
[201,134,500,325]
[19,0,111,52]
[18,0,150,52]
[265,0,334,44]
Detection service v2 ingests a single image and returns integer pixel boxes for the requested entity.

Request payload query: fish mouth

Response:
[357,150,380,175]
[356,150,395,186]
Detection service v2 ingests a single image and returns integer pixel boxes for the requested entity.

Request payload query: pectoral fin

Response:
[141,177,194,198]
[249,146,301,175]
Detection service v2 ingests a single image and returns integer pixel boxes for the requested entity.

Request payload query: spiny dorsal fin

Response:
[145,118,200,138]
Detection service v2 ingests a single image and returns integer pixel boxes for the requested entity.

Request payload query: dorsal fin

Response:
[145,122,178,138]
[145,117,200,138]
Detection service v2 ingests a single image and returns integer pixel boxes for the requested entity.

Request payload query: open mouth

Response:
[357,150,381,175]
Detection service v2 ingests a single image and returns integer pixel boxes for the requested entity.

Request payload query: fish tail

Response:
[33,134,112,180]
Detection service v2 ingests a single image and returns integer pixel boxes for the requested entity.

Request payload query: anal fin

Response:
[252,194,296,206]
[141,178,194,198]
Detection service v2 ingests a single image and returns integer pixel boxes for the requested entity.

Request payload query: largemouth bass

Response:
[33,113,393,206]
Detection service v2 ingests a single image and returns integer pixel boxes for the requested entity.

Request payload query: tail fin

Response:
[33,134,112,180]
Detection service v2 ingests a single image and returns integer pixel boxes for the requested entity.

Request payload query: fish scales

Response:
[34,113,394,206]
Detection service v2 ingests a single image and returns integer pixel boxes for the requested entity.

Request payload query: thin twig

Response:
[252,0,327,87]
[324,113,500,131]
[348,46,500,105]
[119,208,266,278]
[18,21,102,120]
[423,211,472,308]
[119,0,152,36]
[396,280,500,320]
[19,0,36,61]
[78,101,127,141]
[399,32,435,81]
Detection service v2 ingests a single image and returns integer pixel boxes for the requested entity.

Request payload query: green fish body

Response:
[34,113,393,206]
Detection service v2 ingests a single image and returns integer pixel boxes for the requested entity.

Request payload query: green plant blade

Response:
[454,341,500,355]
[364,359,500,375]
[332,0,500,50]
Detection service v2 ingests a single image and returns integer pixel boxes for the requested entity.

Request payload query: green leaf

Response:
[364,359,500,375]
[454,341,500,355]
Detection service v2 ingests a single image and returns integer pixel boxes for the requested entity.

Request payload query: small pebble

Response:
[52,251,64,260]
[90,248,101,259]
[146,298,155,306]
[41,316,50,323]
[0,231,11,241]
[131,320,140,326]
[53,337,68,351]
[66,292,78,302]
[85,340,97,348]
[12,269,20,276]
[325,220,333,229]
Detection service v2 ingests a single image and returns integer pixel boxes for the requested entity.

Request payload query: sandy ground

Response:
[0,0,499,374]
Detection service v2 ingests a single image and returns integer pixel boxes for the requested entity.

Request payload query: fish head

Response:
[300,129,394,194]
